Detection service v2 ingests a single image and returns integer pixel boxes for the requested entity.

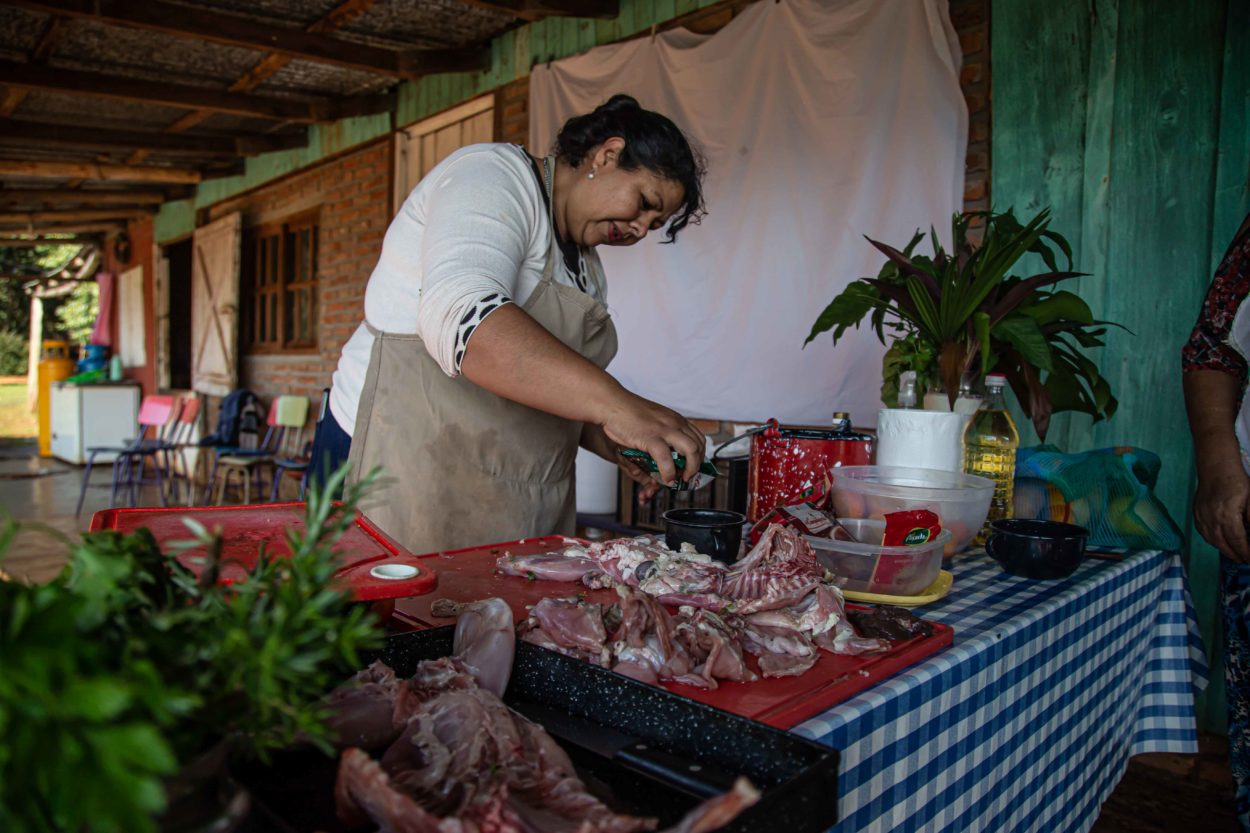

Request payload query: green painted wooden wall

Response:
[154,0,723,243]
[992,0,1250,731]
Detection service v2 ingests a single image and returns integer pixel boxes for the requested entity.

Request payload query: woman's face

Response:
[561,138,686,249]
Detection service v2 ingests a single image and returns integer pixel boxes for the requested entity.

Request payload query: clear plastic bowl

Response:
[829,465,994,555]
[808,518,951,596]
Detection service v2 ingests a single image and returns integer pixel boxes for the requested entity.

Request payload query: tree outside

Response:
[53,282,100,348]
[0,242,92,441]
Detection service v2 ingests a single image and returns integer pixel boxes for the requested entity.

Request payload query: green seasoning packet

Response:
[621,448,719,491]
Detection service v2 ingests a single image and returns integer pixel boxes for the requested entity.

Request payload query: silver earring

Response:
[588,167,596,180]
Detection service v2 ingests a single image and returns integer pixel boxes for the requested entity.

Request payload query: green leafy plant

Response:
[804,208,1123,439]
[0,330,28,375]
[53,282,98,348]
[0,464,384,833]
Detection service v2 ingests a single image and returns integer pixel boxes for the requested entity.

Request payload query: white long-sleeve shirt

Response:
[330,143,606,435]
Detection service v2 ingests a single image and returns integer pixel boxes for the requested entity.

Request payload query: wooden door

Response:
[190,212,241,397]
[393,95,494,213]
[118,264,146,367]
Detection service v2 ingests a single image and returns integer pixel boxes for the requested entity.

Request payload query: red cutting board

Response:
[392,536,952,730]
[89,503,437,602]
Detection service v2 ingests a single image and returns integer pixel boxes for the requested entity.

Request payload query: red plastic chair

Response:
[160,395,202,506]
[76,394,177,516]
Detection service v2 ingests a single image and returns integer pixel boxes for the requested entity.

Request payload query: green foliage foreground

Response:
[0,465,384,833]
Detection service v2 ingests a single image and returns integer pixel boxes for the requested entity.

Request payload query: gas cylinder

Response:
[746,413,873,522]
[37,340,75,457]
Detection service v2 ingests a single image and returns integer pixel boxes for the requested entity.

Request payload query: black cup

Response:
[662,508,746,565]
[986,519,1089,580]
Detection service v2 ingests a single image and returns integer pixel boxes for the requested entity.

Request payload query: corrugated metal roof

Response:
[344,0,516,47]
[256,59,397,98]
[53,18,264,83]
[14,90,194,130]
[0,0,544,231]
[187,0,344,28]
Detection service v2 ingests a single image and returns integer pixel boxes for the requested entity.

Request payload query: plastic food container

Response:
[829,465,994,555]
[808,518,951,596]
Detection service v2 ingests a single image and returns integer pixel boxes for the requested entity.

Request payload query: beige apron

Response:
[347,155,618,553]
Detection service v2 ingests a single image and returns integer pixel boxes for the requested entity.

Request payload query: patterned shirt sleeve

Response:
[1182,217,1250,377]
[453,293,511,370]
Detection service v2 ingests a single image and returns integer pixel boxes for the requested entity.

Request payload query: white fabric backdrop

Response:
[529,0,966,427]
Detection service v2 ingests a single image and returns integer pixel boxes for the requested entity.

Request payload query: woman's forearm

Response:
[1184,369,1243,474]
[459,303,623,424]
[459,303,706,483]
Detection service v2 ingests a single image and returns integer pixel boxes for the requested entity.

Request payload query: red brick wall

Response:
[206,139,392,422]
[497,77,529,148]
[952,0,991,222]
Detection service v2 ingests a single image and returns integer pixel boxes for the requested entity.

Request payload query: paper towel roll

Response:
[875,409,966,472]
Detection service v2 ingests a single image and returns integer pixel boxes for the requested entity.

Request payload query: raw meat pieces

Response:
[501,526,890,688]
[330,599,759,833]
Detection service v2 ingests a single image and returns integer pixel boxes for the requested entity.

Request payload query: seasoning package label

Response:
[747,498,837,546]
[882,509,943,547]
[620,448,718,491]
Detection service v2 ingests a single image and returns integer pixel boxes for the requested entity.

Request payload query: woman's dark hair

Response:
[554,94,706,243]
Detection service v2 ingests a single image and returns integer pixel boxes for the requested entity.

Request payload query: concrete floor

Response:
[0,442,127,582]
[0,442,1240,830]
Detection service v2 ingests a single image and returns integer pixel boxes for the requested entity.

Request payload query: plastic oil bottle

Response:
[964,373,1019,544]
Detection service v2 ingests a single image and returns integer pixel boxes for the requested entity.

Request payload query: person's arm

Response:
[459,303,705,485]
[1182,214,1250,561]
[580,422,663,501]
[1185,370,1250,562]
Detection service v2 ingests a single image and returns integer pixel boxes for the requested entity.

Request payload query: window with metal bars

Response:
[241,212,319,353]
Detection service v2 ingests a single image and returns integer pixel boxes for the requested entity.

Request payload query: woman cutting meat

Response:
[314,94,708,553]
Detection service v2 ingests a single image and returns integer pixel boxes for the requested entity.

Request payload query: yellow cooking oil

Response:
[964,374,1019,545]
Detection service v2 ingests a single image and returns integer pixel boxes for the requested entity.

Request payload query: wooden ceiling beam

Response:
[12,0,489,80]
[0,160,201,184]
[456,0,619,20]
[0,189,166,206]
[0,209,153,224]
[0,236,100,248]
[0,61,326,123]
[0,221,126,235]
[0,86,26,118]
[0,118,307,157]
[31,14,68,61]
[1,14,69,117]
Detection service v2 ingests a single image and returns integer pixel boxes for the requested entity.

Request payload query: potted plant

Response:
[804,208,1122,440]
[0,466,383,833]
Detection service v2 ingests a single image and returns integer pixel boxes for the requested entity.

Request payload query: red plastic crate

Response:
[89,502,437,602]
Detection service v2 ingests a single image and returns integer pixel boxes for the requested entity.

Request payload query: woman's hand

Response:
[599,391,706,487]
[579,423,662,502]
[461,304,705,485]
[1194,458,1250,562]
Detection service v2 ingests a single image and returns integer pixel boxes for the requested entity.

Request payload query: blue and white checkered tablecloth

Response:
[793,549,1210,833]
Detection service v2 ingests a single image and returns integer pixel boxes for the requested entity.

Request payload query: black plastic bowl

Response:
[986,519,1089,580]
[662,508,747,565]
